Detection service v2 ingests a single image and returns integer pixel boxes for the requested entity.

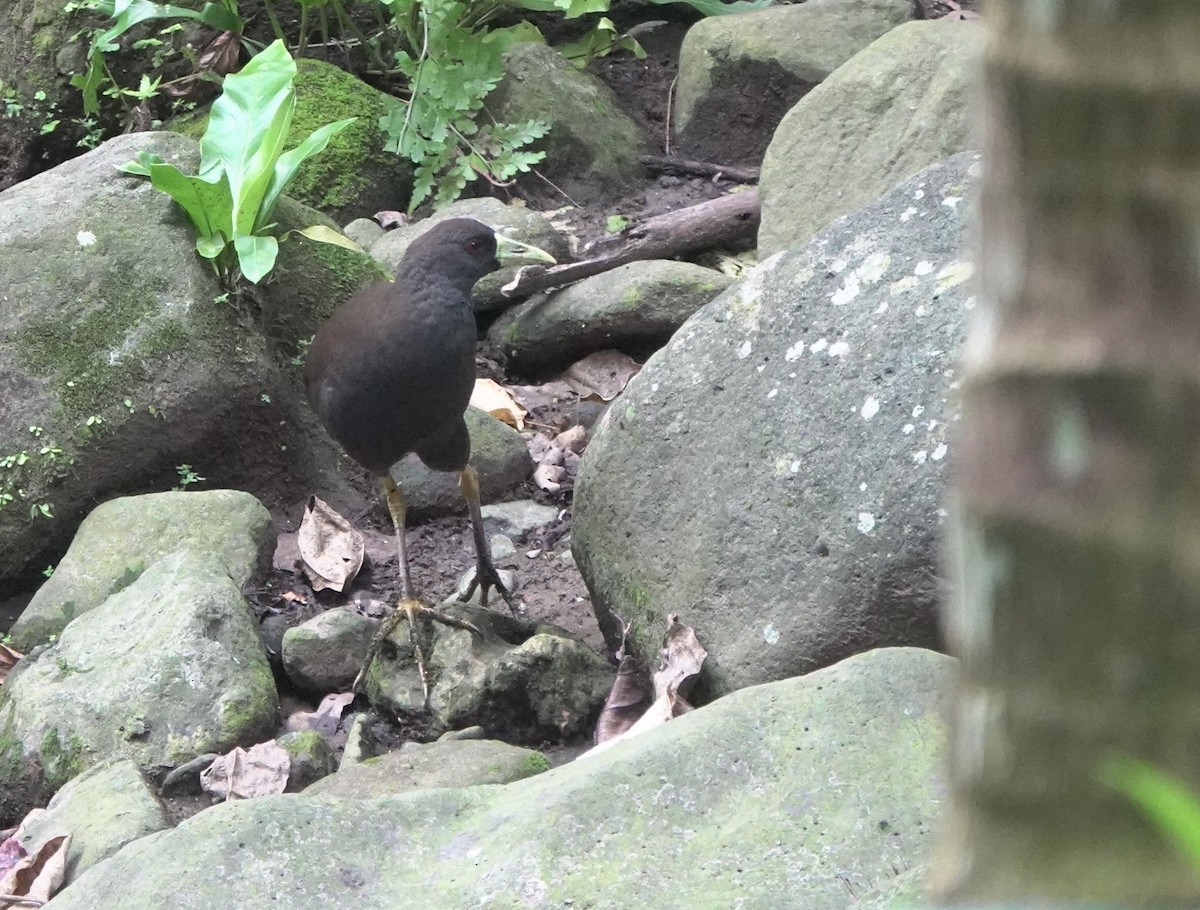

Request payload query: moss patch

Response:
[38,727,89,788]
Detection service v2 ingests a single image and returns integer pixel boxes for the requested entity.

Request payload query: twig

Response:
[530,168,582,208]
[663,74,677,155]
[0,896,46,908]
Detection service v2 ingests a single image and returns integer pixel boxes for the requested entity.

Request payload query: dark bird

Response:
[304,218,555,693]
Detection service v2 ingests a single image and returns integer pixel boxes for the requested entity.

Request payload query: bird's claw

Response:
[460,563,517,614]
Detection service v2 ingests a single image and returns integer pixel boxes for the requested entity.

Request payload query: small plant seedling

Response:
[175,464,206,489]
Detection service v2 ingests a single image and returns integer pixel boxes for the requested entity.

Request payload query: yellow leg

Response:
[458,465,517,612]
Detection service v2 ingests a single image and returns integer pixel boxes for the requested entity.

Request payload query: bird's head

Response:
[404,218,556,291]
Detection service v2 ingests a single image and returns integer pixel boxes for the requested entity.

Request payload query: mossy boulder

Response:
[168,59,413,221]
[0,131,382,589]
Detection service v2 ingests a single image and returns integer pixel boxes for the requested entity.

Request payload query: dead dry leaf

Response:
[286,691,355,736]
[200,741,291,800]
[470,379,527,430]
[580,614,707,760]
[0,812,70,908]
[593,620,651,745]
[0,644,23,686]
[373,210,407,229]
[298,496,364,593]
[562,351,641,401]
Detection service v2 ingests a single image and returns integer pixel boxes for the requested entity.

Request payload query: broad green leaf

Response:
[292,225,363,252]
[1103,758,1200,872]
[203,39,297,236]
[259,117,356,228]
[234,234,279,284]
[482,21,545,52]
[195,1,244,32]
[501,0,608,17]
[136,153,232,241]
[196,234,228,259]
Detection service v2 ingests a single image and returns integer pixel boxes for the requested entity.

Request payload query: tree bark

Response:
[933,1,1200,903]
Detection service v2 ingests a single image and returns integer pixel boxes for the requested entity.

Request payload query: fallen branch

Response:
[487,189,760,304]
[641,154,760,184]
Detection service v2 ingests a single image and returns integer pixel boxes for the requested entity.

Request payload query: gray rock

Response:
[277,730,337,791]
[16,758,169,886]
[282,607,380,694]
[0,550,278,825]
[369,197,569,279]
[343,217,385,250]
[480,500,560,538]
[758,19,983,255]
[9,489,273,650]
[366,604,612,741]
[674,0,913,164]
[574,154,980,694]
[305,739,548,798]
[42,647,950,910]
[0,132,381,587]
[339,712,375,768]
[489,42,645,203]
[389,407,532,520]
[495,260,734,373]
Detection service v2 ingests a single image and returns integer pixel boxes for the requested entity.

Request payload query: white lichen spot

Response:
[875,301,889,315]
[763,623,781,645]
[827,341,850,358]
[756,364,766,373]
[857,512,876,534]
[914,189,925,200]
[942,195,962,210]
[859,482,867,492]
[737,340,753,360]
[964,295,977,310]
[784,340,806,361]
[913,450,928,465]
[831,277,860,306]
[914,260,934,277]
[791,460,801,474]
[861,396,880,420]
[767,388,778,399]
[809,338,829,354]
[77,230,97,247]
[792,265,815,286]
[902,423,915,435]
[912,405,926,418]
[915,305,927,317]
[856,252,890,284]
[928,420,939,431]
[651,383,659,392]
[935,260,975,294]
[830,258,848,273]
[899,206,919,222]
[890,276,919,296]
[931,443,948,461]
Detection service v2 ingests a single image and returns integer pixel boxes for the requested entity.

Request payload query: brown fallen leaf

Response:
[561,350,641,402]
[298,496,365,593]
[200,741,291,800]
[373,210,407,229]
[593,619,651,745]
[0,644,23,686]
[286,691,356,736]
[580,614,707,760]
[470,379,527,430]
[0,810,70,907]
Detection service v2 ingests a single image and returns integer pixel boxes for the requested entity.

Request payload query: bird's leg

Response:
[457,465,518,612]
[352,475,481,704]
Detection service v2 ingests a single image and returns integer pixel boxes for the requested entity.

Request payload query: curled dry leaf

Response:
[533,463,568,493]
[470,379,527,430]
[593,620,651,745]
[286,691,356,736]
[581,614,707,759]
[562,350,641,402]
[200,741,291,800]
[373,210,407,229]
[0,810,70,907]
[298,496,365,593]
[0,644,23,686]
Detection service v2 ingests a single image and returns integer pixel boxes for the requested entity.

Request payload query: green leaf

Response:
[1102,758,1200,872]
[292,224,363,252]
[260,117,356,229]
[234,233,279,284]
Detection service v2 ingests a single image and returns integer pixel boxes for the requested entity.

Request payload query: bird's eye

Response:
[464,239,482,253]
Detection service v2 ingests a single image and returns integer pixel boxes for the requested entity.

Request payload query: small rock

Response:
[481,500,560,537]
[343,217,385,250]
[339,713,376,768]
[282,608,380,694]
[552,425,587,454]
[452,568,516,604]
[490,534,517,560]
[276,731,337,792]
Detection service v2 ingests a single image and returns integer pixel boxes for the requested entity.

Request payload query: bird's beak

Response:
[494,232,556,267]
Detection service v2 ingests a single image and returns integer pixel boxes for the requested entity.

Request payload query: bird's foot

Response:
[459,559,518,615]
[353,597,482,707]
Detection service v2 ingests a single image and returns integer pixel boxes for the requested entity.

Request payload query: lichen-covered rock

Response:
[0,550,278,826]
[39,647,951,910]
[674,0,913,164]
[494,260,734,373]
[573,154,980,694]
[277,731,337,792]
[758,19,982,255]
[305,738,548,798]
[0,132,383,588]
[282,607,379,694]
[9,489,273,650]
[15,758,169,885]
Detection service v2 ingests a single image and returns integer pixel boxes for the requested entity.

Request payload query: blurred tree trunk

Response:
[931,0,1200,903]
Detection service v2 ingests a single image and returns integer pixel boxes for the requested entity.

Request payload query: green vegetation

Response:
[1105,758,1200,872]
[119,40,358,285]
